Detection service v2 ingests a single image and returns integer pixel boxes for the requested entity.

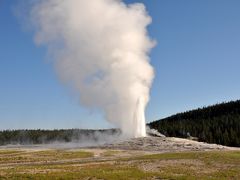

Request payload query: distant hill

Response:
[149,100,240,147]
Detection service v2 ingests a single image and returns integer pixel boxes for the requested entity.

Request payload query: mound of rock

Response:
[101,136,237,152]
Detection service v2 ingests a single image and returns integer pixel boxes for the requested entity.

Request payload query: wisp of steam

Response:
[28,0,155,137]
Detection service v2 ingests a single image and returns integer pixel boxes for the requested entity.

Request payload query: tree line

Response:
[149,100,240,147]
[0,129,120,146]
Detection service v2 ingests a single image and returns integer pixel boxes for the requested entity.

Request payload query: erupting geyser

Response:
[26,0,155,137]
[133,97,147,137]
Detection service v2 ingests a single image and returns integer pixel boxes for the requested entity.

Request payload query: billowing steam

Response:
[28,0,155,137]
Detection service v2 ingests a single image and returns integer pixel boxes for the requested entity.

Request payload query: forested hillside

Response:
[149,100,240,147]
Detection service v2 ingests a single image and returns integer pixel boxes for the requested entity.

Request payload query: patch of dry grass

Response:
[0,149,93,164]
[0,149,239,179]
[101,150,121,157]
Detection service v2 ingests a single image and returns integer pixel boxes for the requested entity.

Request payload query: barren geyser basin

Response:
[29,0,155,137]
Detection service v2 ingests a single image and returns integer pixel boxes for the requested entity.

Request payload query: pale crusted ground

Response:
[99,136,239,152]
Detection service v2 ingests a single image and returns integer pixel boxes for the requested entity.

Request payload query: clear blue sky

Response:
[1,0,240,130]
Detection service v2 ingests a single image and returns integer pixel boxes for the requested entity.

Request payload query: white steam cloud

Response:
[28,0,155,137]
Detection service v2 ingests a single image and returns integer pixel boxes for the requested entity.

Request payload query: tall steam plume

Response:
[29,0,155,137]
